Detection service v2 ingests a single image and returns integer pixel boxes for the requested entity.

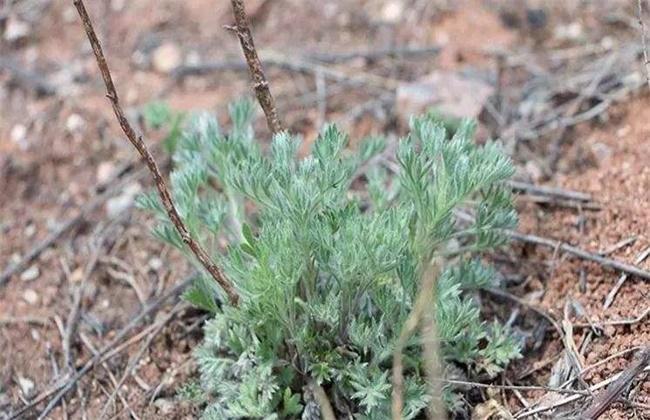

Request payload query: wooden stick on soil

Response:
[580,346,650,420]
[506,231,650,281]
[228,0,283,134]
[72,0,239,305]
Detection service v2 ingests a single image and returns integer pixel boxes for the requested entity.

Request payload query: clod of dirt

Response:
[153,398,175,415]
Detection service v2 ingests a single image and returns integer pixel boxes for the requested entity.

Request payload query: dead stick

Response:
[0,162,135,287]
[72,0,238,305]
[507,231,650,281]
[603,246,650,308]
[228,0,283,134]
[506,180,592,202]
[638,0,650,90]
[9,277,190,419]
[580,347,650,420]
[392,261,444,420]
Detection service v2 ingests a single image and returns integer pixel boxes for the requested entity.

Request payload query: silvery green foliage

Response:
[139,100,521,418]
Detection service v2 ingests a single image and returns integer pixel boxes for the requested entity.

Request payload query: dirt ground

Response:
[1,0,648,419]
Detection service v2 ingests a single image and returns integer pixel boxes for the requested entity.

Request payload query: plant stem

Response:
[73,0,239,305]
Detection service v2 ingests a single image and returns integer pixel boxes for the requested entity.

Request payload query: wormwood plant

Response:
[138,100,521,419]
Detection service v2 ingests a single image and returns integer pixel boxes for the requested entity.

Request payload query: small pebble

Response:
[70,267,84,283]
[380,1,403,23]
[17,376,35,398]
[148,257,163,271]
[11,124,27,145]
[66,113,86,133]
[4,16,31,43]
[554,22,583,41]
[152,42,182,74]
[22,289,39,305]
[30,329,40,341]
[96,161,117,184]
[20,265,40,282]
[24,224,36,238]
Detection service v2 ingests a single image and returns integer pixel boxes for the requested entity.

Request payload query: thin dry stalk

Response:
[638,0,650,90]
[603,246,650,309]
[392,261,445,420]
[72,0,239,305]
[10,278,191,420]
[580,346,650,419]
[309,380,336,420]
[228,0,283,134]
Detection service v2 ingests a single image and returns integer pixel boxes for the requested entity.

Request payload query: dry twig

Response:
[227,0,283,134]
[506,231,650,281]
[515,365,650,418]
[72,0,238,305]
[0,56,56,96]
[638,0,650,90]
[98,303,186,418]
[506,180,592,202]
[603,246,650,309]
[580,347,650,419]
[12,278,192,420]
[392,261,444,420]
[0,162,136,286]
[62,237,104,371]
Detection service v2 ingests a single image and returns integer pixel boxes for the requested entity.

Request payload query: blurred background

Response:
[1,0,649,418]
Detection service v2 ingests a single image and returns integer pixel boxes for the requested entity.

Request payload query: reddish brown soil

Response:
[1,0,647,419]
[514,98,650,418]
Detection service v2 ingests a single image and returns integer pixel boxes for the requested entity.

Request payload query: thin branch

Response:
[72,0,239,305]
[306,45,440,63]
[603,246,650,308]
[506,231,650,281]
[515,364,650,418]
[506,180,592,202]
[638,0,650,90]
[227,0,283,134]
[0,56,57,96]
[0,161,136,287]
[580,346,650,420]
[9,277,191,420]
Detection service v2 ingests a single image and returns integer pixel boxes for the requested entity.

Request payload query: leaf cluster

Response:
[141,100,521,418]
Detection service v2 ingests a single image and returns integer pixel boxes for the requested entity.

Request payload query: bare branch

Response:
[228,0,283,134]
[72,0,239,305]
[638,0,650,90]
[506,230,650,281]
[580,346,650,420]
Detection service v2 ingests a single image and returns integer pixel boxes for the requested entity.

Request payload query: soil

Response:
[1,0,647,419]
